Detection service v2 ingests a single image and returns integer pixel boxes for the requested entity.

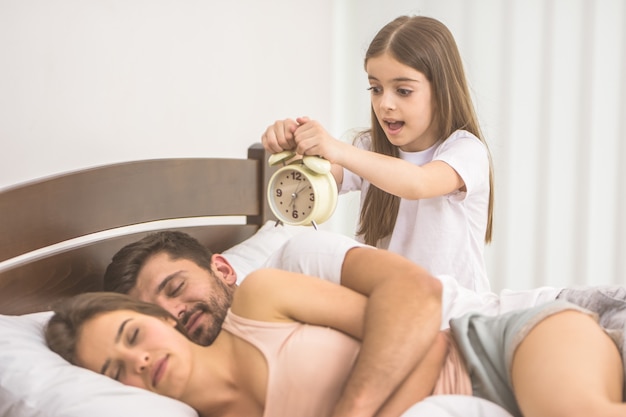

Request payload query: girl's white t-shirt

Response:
[341,130,491,293]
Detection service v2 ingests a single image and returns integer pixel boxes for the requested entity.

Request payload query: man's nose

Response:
[158,298,186,320]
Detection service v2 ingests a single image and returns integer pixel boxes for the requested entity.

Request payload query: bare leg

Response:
[511,310,625,417]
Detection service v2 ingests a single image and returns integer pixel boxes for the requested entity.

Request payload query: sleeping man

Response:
[103,228,443,417]
[102,228,626,416]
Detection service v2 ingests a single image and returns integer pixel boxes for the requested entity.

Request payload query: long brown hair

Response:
[357,15,494,245]
[45,292,188,366]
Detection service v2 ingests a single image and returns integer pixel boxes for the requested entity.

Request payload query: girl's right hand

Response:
[261,119,299,153]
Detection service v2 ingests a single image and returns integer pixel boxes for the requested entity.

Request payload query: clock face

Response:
[269,168,316,223]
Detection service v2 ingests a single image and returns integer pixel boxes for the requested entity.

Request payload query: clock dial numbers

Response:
[267,155,338,226]
[272,169,314,221]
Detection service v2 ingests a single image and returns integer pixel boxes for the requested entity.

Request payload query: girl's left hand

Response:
[293,117,342,162]
[261,118,299,153]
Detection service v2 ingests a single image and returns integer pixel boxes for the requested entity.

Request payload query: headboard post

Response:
[247,143,278,226]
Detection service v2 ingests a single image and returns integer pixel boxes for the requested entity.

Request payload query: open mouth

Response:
[384,120,404,133]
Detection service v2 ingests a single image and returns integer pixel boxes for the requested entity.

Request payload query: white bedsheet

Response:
[403,395,514,416]
[440,274,561,327]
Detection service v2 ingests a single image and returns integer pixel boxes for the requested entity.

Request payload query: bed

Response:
[0,143,514,417]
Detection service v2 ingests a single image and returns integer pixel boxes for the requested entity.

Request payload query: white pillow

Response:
[0,221,305,417]
[223,220,305,284]
[0,312,197,417]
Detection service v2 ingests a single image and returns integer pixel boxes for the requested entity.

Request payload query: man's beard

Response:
[181,284,234,346]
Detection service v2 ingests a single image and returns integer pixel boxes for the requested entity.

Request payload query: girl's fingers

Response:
[261,128,284,153]
[262,119,298,153]
[296,116,310,125]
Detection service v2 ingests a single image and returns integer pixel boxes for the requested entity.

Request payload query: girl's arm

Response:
[293,118,463,199]
[336,146,463,199]
[261,117,467,199]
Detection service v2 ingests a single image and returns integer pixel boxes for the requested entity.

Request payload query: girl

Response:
[46,269,626,417]
[262,16,494,292]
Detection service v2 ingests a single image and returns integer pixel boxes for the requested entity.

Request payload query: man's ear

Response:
[211,254,238,286]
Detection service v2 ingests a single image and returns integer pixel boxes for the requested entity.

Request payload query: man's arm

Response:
[261,230,443,416]
[335,247,443,417]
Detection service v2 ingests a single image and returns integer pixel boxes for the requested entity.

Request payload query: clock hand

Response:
[291,181,306,202]
[289,180,308,211]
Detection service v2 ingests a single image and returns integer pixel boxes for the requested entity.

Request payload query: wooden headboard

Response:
[0,143,277,315]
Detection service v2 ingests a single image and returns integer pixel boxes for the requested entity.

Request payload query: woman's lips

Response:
[152,354,169,388]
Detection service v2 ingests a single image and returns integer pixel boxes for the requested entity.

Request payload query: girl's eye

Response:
[367,86,382,94]
[397,88,412,96]
[113,367,122,381]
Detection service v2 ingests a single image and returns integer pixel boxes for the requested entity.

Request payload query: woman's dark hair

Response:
[45,292,188,366]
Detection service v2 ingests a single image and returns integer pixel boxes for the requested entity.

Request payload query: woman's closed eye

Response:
[396,88,413,96]
[128,327,139,345]
[113,366,123,381]
[109,328,140,381]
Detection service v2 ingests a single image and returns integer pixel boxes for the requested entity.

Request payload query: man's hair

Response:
[45,292,188,366]
[103,231,214,294]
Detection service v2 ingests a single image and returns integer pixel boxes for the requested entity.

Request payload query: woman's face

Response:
[366,52,438,152]
[75,309,194,399]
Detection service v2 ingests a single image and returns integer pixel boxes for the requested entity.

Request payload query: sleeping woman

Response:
[46,268,626,417]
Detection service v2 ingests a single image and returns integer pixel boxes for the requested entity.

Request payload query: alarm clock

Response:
[267,151,338,227]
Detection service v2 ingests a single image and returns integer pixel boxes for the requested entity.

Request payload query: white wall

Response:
[0,0,334,186]
[331,0,626,292]
[2,0,625,292]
